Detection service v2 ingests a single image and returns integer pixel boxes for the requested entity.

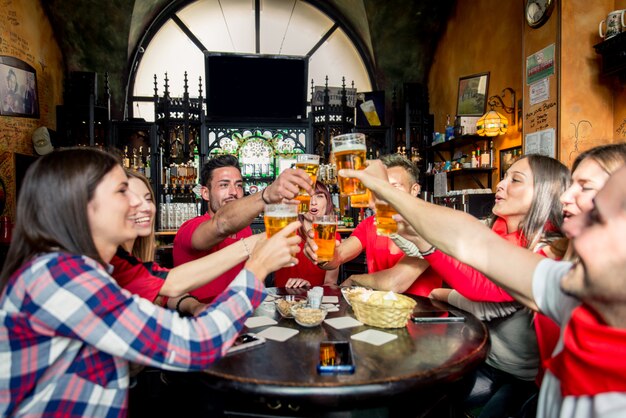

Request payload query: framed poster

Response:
[499,146,523,179]
[0,56,39,118]
[457,72,489,116]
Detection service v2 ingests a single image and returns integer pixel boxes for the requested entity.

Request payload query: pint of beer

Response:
[295,154,319,213]
[331,133,367,196]
[350,188,371,208]
[312,215,338,262]
[264,204,299,238]
[374,201,398,236]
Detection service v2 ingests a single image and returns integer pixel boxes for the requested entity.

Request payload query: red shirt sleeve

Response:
[110,251,168,303]
[423,249,515,302]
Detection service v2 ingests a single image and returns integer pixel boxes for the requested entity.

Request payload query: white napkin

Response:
[351,329,398,346]
[322,295,339,303]
[256,326,299,342]
[244,316,278,328]
[324,316,363,329]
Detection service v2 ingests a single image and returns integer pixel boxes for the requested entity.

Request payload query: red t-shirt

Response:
[110,247,169,302]
[350,216,403,273]
[273,231,341,288]
[173,212,252,302]
[350,216,442,297]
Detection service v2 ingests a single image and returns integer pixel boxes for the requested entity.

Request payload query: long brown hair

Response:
[0,148,120,290]
[126,170,157,262]
[490,154,570,250]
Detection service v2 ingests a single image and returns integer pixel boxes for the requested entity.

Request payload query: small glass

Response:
[264,203,298,238]
[374,200,398,236]
[331,133,367,196]
[312,214,338,262]
[350,188,371,208]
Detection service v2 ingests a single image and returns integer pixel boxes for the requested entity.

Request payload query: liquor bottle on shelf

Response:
[145,147,151,179]
[123,146,130,169]
[136,146,145,176]
[481,142,490,167]
[470,151,478,168]
[445,114,454,141]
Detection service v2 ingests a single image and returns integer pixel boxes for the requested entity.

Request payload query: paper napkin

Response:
[324,316,363,329]
[244,316,278,328]
[351,329,398,346]
[256,326,299,342]
[322,295,339,304]
[321,303,340,313]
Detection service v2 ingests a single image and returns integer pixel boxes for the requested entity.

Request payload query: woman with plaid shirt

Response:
[0,148,301,417]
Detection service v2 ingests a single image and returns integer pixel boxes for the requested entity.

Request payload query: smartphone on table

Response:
[226,333,266,355]
[410,310,465,323]
[317,341,355,374]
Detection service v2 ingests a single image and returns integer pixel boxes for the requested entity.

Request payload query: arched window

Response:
[127,0,374,121]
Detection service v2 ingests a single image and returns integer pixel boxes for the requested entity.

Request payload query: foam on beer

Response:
[332,143,367,153]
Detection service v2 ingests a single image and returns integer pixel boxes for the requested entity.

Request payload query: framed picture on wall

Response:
[0,56,39,118]
[499,146,522,179]
[456,72,489,117]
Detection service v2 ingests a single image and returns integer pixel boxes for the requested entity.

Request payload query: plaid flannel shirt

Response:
[0,252,265,417]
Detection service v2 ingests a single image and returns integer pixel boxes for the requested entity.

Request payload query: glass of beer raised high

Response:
[350,188,371,208]
[331,133,367,196]
[374,200,398,236]
[295,154,320,213]
[264,204,299,238]
[312,215,338,262]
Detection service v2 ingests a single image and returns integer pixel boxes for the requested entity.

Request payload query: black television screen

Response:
[204,52,308,121]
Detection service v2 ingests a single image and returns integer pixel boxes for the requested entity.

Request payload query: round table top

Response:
[201,285,489,408]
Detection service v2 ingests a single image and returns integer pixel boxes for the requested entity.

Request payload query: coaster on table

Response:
[322,295,339,304]
[256,326,299,342]
[244,316,278,328]
[321,303,339,312]
[324,316,363,329]
[351,329,398,346]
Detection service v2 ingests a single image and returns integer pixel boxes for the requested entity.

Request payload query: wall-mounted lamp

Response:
[476,87,516,137]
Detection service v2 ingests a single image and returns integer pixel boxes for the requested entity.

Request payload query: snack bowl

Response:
[340,286,371,306]
[274,296,307,318]
[291,305,327,327]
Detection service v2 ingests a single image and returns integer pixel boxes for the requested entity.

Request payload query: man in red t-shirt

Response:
[173,154,312,302]
[307,154,442,297]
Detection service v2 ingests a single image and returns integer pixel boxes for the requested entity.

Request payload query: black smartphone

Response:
[226,333,266,355]
[317,341,355,374]
[410,311,465,323]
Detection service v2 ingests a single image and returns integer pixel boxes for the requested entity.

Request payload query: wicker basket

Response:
[351,291,416,328]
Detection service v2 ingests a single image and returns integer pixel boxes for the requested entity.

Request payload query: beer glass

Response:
[312,214,338,262]
[264,204,298,238]
[350,188,371,208]
[331,133,367,196]
[374,200,398,236]
[295,154,320,213]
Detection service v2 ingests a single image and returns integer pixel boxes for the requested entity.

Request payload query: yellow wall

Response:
[559,0,616,166]
[428,0,523,190]
[430,0,626,188]
[0,0,64,219]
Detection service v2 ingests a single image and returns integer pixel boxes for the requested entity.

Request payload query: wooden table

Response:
[177,285,489,417]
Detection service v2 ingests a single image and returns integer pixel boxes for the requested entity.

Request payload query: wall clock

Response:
[526,0,554,28]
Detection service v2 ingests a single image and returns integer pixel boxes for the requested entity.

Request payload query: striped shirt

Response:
[0,251,265,417]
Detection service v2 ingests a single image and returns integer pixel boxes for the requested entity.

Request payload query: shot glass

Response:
[331,133,367,196]
[312,214,338,262]
[264,203,299,238]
